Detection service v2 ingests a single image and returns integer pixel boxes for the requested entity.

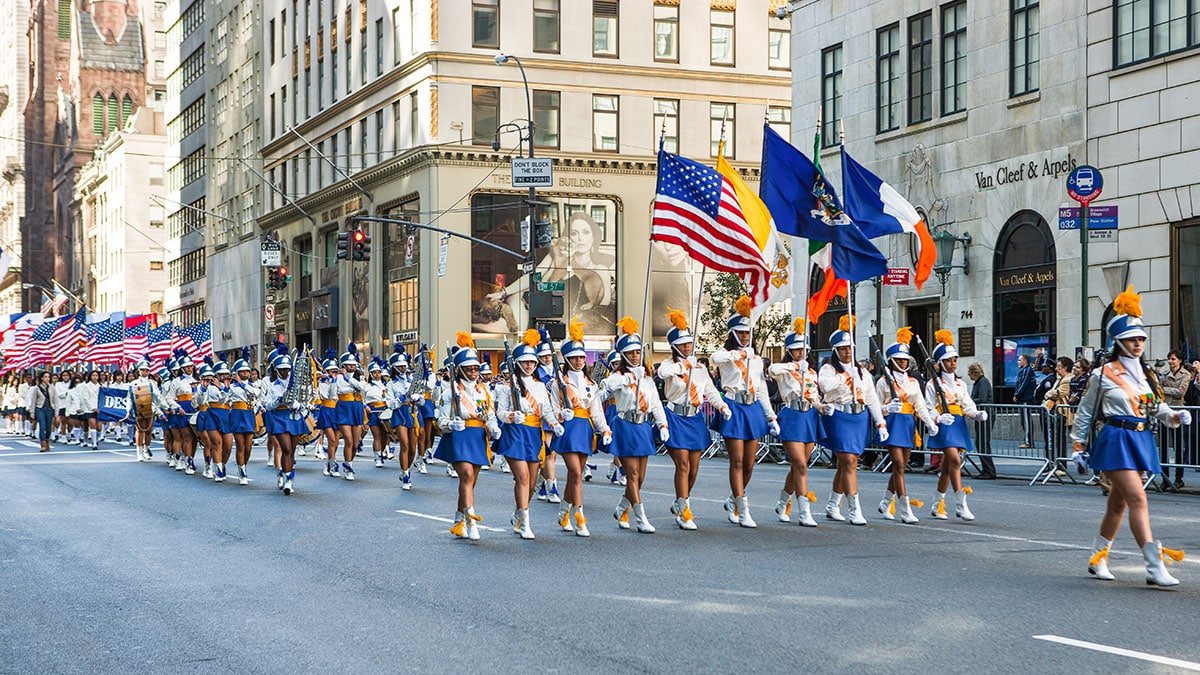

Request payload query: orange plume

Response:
[896,326,913,345]
[665,307,689,331]
[792,317,805,334]
[455,332,475,350]
[838,315,856,332]
[1113,285,1143,318]
[935,329,954,346]
[522,328,541,347]
[733,295,752,317]
[615,316,640,336]
[568,317,585,342]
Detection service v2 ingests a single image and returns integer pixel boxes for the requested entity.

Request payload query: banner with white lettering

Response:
[98,387,132,422]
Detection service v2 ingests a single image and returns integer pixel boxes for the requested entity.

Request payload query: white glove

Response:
[1071,450,1087,470]
[728,350,744,362]
[601,431,612,446]
[768,420,780,436]
[560,409,575,422]
[553,424,565,437]
[822,404,837,417]
[658,426,670,443]
[1177,410,1192,425]
[937,413,955,426]
[291,401,304,411]
[876,426,889,444]
[886,400,904,414]
[926,423,939,437]
[487,424,501,440]
[796,359,809,372]
[411,393,423,402]
[449,417,466,432]
[507,411,523,424]
[974,410,988,423]
[721,407,733,421]
[742,345,755,357]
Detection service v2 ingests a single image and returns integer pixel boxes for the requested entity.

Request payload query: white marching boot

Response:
[796,499,818,527]
[558,504,575,533]
[511,509,535,540]
[1088,536,1115,581]
[878,491,895,521]
[897,496,920,524]
[847,494,867,526]
[1142,541,1181,587]
[825,493,846,522]
[955,489,975,522]
[775,490,792,523]
[736,496,757,528]
[450,511,468,539]
[931,493,949,520]
[466,508,481,540]
[633,503,655,533]
[674,498,698,531]
[572,505,590,538]
[614,497,631,530]
[723,495,739,524]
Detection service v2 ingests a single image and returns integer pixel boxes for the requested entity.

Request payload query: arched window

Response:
[121,95,133,128]
[992,209,1057,395]
[92,94,104,135]
[106,94,118,134]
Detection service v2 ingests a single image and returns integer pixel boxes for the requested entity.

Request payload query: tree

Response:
[697,273,792,355]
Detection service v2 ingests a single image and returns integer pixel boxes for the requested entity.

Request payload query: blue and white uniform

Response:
[1071,357,1183,473]
[364,377,390,427]
[225,380,257,434]
[600,368,668,458]
[658,356,726,451]
[550,368,611,455]
[710,346,775,440]
[434,378,500,467]
[494,374,559,463]
[818,360,885,455]
[876,370,938,449]
[261,377,312,436]
[334,372,368,427]
[768,360,823,444]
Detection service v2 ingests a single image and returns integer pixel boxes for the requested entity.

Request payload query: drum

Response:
[295,415,321,447]
[132,382,153,427]
[254,410,266,438]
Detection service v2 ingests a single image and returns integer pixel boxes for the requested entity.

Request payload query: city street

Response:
[2,434,1199,674]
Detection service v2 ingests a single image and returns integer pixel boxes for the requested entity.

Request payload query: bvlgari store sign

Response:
[995,264,1056,292]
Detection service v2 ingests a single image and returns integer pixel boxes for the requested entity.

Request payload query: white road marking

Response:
[0,449,130,458]
[395,509,506,533]
[1033,635,1200,671]
[905,523,1199,566]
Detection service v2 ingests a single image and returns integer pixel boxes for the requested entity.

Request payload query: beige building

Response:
[258,0,791,364]
[0,0,28,315]
[74,109,169,316]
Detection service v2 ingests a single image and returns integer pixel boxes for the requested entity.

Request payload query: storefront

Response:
[991,209,1057,400]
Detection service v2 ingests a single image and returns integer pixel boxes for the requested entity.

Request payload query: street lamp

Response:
[931,224,971,290]
[495,53,542,329]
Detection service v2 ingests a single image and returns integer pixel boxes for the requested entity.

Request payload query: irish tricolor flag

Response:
[840,149,936,290]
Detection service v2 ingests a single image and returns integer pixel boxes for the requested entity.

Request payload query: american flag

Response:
[86,320,125,364]
[650,149,772,304]
[148,322,175,366]
[40,293,69,317]
[48,309,86,363]
[2,316,41,372]
[123,322,149,364]
[27,318,63,366]
[174,320,213,360]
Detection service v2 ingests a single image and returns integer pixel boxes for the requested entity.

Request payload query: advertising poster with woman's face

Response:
[650,240,710,341]
[470,193,617,335]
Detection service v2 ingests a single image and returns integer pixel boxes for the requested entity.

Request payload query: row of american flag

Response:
[0,314,212,373]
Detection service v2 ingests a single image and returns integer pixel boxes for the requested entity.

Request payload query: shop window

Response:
[992,210,1057,398]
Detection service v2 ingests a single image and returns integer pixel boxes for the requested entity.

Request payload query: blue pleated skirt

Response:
[434,426,490,467]
[194,409,211,432]
[335,400,365,427]
[367,405,389,427]
[419,399,436,420]
[497,422,543,463]
[777,406,821,443]
[715,397,768,440]
[926,413,974,451]
[210,408,231,435]
[880,413,917,449]
[550,416,595,455]
[269,410,312,436]
[227,408,256,434]
[391,404,416,428]
[611,415,656,458]
[820,409,871,455]
[663,408,711,451]
[314,405,337,429]
[1088,416,1161,473]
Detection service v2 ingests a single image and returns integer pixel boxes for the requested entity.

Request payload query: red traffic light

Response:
[352,230,365,243]
[278,266,288,276]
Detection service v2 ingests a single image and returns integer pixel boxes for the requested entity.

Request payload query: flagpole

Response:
[643,118,668,353]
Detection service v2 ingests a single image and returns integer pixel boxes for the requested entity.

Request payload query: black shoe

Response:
[1174,477,1185,489]
[1161,479,1178,493]
[975,472,996,480]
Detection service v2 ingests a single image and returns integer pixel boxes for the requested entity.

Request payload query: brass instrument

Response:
[282,345,318,417]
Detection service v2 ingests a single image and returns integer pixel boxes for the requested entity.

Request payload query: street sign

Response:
[1067,165,1103,204]
[537,281,565,292]
[1089,229,1117,242]
[264,304,275,322]
[260,240,282,267]
[1058,205,1118,230]
[404,235,415,265]
[518,261,535,274]
[511,157,553,187]
[532,272,542,282]
[882,268,910,286]
[437,235,448,277]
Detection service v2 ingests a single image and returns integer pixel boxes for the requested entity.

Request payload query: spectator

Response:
[1067,358,1091,406]
[1159,349,1192,492]
[967,362,995,479]
[1042,357,1073,464]
[1013,354,1038,447]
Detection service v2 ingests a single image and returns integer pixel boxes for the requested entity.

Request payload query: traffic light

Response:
[534,217,552,249]
[352,228,371,261]
[278,265,291,289]
[336,231,351,260]
[266,266,281,289]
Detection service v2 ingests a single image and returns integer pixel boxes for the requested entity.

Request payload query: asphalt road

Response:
[2,432,1199,674]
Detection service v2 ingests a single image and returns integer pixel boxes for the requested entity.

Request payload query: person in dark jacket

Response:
[1013,354,1038,447]
[968,363,995,478]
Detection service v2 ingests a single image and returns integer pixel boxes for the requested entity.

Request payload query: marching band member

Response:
[416,346,439,472]
[225,351,258,484]
[316,350,341,464]
[365,358,391,468]
[207,361,233,481]
[923,330,986,522]
[438,356,460,479]
[875,328,938,524]
[767,320,824,528]
[1071,287,1190,586]
[54,371,71,444]
[160,359,180,465]
[601,349,625,486]
[127,360,167,462]
[437,334,501,541]
[168,352,200,474]
[79,369,102,450]
[264,344,289,468]
[658,309,729,530]
[490,361,511,475]
[332,344,368,480]
[711,296,779,528]
[550,319,611,537]
[534,338,563,504]
[193,361,216,478]
[261,353,310,496]
[494,330,563,540]
[601,318,668,534]
[388,348,419,489]
[818,316,886,526]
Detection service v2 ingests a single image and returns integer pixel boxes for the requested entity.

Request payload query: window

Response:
[710,102,734,158]
[653,98,678,154]
[393,100,402,151]
[392,7,403,63]
[374,109,384,163]
[533,0,559,53]
[472,0,499,49]
[472,86,498,145]
[331,51,338,102]
[1011,0,1040,95]
[269,19,276,63]
[359,119,368,172]
[347,44,353,95]
[711,9,735,66]
[768,15,790,70]
[877,24,901,132]
[58,0,71,39]
[150,260,164,271]
[92,94,103,135]
[1115,0,1199,66]
[106,95,118,134]
[821,45,842,147]
[654,4,678,62]
[941,1,967,115]
[410,91,419,146]
[593,0,618,57]
[592,94,618,151]
[375,18,384,75]
[768,106,791,141]
[908,12,933,124]
[507,87,553,150]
